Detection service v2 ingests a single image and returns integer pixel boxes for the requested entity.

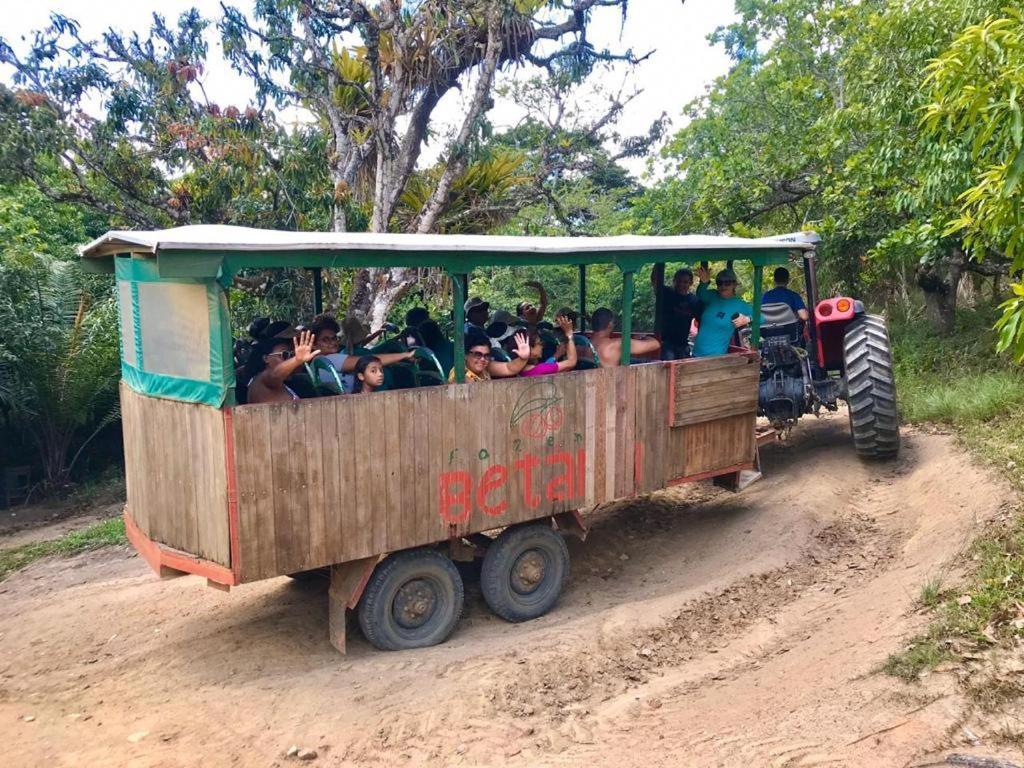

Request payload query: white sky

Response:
[2,0,736,178]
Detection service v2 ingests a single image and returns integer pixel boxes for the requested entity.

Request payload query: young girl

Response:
[351,355,385,394]
[520,314,577,376]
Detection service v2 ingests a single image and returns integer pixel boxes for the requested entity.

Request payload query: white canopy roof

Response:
[81,224,819,259]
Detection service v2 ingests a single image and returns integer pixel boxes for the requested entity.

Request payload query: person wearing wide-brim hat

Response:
[486,309,524,347]
[692,266,762,357]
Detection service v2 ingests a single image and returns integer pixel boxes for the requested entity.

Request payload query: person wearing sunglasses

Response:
[247,329,321,404]
[448,327,531,383]
[692,266,760,358]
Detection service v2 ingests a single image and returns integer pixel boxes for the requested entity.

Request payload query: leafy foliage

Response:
[923,11,1024,361]
[630,0,1013,329]
[0,183,119,490]
[0,11,334,231]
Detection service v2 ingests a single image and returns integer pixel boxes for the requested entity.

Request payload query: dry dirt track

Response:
[0,413,1021,767]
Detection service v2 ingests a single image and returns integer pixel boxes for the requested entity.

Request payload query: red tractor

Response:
[754,234,900,459]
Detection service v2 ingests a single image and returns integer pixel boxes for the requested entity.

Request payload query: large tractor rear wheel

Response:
[843,315,900,459]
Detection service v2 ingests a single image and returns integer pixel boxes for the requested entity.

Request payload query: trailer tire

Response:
[843,314,900,460]
[357,549,464,651]
[481,523,570,623]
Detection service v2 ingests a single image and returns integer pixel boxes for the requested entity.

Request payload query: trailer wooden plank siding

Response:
[120,360,757,583]
[121,383,231,567]
[82,224,817,653]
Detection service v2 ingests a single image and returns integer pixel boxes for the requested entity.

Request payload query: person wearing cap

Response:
[485,308,525,358]
[464,297,490,332]
[692,266,759,357]
[247,329,321,404]
[651,267,702,360]
[309,313,414,392]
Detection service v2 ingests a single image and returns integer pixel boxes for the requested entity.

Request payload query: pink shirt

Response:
[520,361,559,377]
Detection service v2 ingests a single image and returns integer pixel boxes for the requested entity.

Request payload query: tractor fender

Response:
[812,297,859,371]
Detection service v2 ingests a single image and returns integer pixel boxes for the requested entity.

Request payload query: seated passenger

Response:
[761,267,810,322]
[449,328,530,382]
[464,297,490,333]
[419,320,455,377]
[520,314,577,376]
[405,306,431,328]
[309,314,414,390]
[692,267,758,357]
[351,355,384,394]
[247,329,320,405]
[590,308,662,367]
[516,281,548,328]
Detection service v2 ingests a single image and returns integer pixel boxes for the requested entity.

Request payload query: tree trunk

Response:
[348,266,419,328]
[916,249,965,335]
[34,421,73,490]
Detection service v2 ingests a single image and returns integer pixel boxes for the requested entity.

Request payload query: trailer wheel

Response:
[481,523,570,623]
[357,549,464,651]
[843,314,900,460]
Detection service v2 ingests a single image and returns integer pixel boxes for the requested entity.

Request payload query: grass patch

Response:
[0,517,126,582]
[883,636,949,681]
[899,372,1024,425]
[919,575,946,609]
[882,307,1024,680]
[891,307,1024,489]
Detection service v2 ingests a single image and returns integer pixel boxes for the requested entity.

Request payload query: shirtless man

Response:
[589,307,661,367]
[247,329,320,404]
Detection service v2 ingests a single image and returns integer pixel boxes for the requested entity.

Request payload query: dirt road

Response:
[1,414,1020,767]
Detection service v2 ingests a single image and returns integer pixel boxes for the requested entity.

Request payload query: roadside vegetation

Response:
[884,308,1024,681]
[0,517,125,582]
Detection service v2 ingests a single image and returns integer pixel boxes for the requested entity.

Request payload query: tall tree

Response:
[631,0,1013,333]
[219,0,641,325]
[0,12,326,231]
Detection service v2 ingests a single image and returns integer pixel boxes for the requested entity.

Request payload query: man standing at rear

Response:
[651,267,702,360]
[761,267,810,322]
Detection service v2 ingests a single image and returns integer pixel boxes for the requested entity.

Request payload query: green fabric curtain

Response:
[114,256,233,407]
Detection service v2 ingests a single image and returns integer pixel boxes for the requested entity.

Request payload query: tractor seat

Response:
[760,302,801,342]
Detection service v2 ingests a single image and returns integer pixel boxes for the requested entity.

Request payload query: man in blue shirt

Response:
[761,267,809,322]
[692,267,757,357]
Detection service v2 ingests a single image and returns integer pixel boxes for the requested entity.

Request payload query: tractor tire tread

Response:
[843,314,900,460]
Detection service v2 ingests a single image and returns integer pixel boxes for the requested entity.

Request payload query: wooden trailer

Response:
[80,226,813,653]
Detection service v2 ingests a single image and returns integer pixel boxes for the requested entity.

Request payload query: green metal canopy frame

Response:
[82,226,816,392]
